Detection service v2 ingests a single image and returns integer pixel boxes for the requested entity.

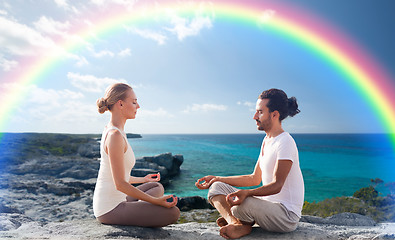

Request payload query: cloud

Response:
[1,83,95,124]
[237,101,256,111]
[41,100,97,123]
[183,103,227,113]
[118,48,131,57]
[53,0,80,14]
[0,55,18,71]
[0,82,84,113]
[259,9,276,23]
[68,72,127,92]
[0,9,7,15]
[54,0,68,7]
[0,16,56,56]
[87,46,131,58]
[33,16,71,36]
[125,26,167,45]
[90,0,137,9]
[28,87,84,105]
[166,15,212,41]
[237,101,255,107]
[92,49,115,58]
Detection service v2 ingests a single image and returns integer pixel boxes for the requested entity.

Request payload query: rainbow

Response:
[1,0,395,146]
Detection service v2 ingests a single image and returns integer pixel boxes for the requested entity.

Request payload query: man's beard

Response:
[257,117,272,131]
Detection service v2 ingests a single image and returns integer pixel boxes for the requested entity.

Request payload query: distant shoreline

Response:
[1,132,393,136]
[0,132,142,139]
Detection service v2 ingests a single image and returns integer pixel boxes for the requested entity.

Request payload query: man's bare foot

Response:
[219,223,252,239]
[216,217,228,227]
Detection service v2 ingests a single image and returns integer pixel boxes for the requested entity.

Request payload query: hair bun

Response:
[97,97,109,114]
[288,97,300,117]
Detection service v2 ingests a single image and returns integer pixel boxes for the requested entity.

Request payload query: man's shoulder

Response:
[277,132,297,146]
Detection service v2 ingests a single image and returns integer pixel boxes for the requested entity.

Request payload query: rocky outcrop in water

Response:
[132,153,184,185]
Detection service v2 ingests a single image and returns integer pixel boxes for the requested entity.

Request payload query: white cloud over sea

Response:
[183,103,227,114]
[67,72,127,92]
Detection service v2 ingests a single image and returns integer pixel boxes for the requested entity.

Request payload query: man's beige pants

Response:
[208,181,300,232]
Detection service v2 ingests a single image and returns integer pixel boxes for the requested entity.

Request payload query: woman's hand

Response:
[144,173,160,182]
[154,195,178,208]
[226,190,249,206]
[195,175,217,189]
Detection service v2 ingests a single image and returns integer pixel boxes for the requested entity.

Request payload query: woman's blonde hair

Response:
[97,83,133,114]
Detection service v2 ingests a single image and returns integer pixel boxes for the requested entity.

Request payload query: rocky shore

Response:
[0,133,394,239]
[1,212,394,239]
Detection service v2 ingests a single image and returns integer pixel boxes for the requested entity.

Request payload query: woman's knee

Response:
[141,182,164,196]
[169,206,180,224]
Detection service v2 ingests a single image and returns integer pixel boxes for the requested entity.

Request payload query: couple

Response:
[93,83,304,239]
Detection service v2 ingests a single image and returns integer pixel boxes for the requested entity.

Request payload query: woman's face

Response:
[121,89,140,119]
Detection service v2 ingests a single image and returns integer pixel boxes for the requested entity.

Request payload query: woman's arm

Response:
[129,173,160,184]
[106,130,176,208]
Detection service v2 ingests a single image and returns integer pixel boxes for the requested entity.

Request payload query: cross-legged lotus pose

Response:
[93,83,180,227]
[196,89,304,239]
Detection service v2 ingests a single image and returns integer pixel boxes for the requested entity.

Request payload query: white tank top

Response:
[93,126,135,218]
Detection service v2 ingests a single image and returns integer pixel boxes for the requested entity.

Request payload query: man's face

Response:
[253,99,272,131]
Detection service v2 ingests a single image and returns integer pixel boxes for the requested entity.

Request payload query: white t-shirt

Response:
[93,126,135,218]
[258,132,304,218]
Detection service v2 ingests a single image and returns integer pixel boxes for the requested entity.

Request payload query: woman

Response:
[93,83,180,227]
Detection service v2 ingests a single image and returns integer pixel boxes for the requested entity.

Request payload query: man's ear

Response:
[272,110,280,119]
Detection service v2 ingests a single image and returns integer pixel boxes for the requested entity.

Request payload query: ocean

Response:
[128,134,395,202]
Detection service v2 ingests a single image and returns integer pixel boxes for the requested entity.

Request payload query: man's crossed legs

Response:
[208,182,299,239]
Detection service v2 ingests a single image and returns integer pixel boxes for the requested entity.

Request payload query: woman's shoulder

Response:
[107,129,124,141]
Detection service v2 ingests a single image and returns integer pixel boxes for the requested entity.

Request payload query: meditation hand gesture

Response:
[226,190,248,206]
[195,175,217,189]
[144,173,160,182]
[155,195,178,208]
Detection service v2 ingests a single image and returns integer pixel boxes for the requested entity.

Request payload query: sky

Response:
[0,0,394,134]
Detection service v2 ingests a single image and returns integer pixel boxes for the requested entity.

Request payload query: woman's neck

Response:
[109,115,126,132]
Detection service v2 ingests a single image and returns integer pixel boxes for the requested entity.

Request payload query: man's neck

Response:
[265,125,285,138]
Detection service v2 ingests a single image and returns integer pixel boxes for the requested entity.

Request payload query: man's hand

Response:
[226,190,249,206]
[195,175,217,189]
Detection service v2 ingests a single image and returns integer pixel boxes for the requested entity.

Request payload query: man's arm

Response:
[195,159,262,189]
[226,160,292,205]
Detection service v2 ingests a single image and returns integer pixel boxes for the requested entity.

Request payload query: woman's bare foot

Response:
[216,217,228,227]
[219,223,252,239]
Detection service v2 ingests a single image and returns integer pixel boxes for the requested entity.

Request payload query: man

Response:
[196,89,304,239]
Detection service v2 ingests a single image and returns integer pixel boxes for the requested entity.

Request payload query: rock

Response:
[78,141,100,158]
[0,213,394,240]
[133,153,184,186]
[300,212,376,226]
[177,196,213,211]
[144,153,174,170]
[126,133,142,138]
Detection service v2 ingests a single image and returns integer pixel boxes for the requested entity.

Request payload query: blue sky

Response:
[0,0,394,134]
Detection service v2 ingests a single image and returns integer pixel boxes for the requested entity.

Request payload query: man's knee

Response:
[208,181,226,197]
[208,181,226,192]
[231,197,255,223]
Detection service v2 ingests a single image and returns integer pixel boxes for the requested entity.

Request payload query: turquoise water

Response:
[129,134,395,202]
